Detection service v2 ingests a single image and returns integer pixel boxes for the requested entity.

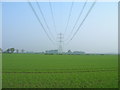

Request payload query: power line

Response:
[70,0,88,35]
[71,1,96,40]
[65,0,88,41]
[64,2,74,35]
[66,0,97,45]
[28,1,55,45]
[36,1,55,40]
[49,0,57,34]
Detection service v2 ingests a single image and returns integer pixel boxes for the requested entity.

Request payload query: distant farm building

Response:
[45,50,58,54]
[72,51,85,55]
[66,50,85,55]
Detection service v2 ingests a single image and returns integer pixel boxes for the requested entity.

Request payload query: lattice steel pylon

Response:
[58,33,64,54]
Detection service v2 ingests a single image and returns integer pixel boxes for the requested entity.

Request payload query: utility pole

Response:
[58,33,63,54]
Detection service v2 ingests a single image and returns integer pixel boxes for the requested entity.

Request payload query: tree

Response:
[6,49,10,53]
[21,49,25,53]
[10,48,15,53]
[68,50,72,53]
[67,50,72,55]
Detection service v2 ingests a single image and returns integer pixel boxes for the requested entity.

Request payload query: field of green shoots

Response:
[2,54,118,88]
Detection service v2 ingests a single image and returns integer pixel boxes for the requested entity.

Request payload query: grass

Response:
[2,54,118,88]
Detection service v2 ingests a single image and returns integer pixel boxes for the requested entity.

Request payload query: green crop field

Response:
[2,54,118,88]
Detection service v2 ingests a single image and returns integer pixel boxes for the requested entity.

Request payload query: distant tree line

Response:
[1,48,25,54]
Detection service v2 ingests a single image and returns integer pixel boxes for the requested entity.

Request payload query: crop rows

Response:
[2,54,118,88]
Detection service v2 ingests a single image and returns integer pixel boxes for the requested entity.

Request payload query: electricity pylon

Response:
[58,33,63,54]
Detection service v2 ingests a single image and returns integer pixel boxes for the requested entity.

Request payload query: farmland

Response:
[2,54,118,88]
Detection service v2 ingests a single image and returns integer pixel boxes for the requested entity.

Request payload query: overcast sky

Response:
[2,1,118,53]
